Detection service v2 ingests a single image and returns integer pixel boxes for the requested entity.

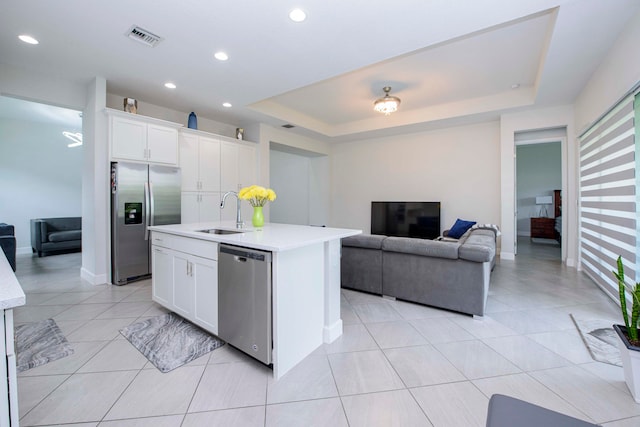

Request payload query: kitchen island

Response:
[147,221,361,379]
[1,252,26,426]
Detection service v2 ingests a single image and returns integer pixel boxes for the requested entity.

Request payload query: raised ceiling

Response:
[1,0,638,141]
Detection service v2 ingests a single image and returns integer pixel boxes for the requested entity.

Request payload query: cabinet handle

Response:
[148,148,151,159]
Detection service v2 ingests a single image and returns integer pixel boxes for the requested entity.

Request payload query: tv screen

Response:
[371,201,441,239]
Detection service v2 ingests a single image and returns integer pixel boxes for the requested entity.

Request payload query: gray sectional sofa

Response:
[341,227,497,316]
[30,217,82,257]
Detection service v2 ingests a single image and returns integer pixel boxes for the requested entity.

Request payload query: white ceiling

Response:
[1,0,638,141]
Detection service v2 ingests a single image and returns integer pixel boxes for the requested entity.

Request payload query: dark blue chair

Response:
[0,223,17,272]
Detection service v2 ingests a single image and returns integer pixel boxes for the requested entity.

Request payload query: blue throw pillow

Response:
[447,219,476,239]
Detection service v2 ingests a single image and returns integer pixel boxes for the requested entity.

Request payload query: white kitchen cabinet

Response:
[221,139,257,193]
[110,115,146,161]
[181,192,220,224]
[108,109,180,165]
[193,256,218,332]
[148,124,179,165]
[172,253,195,318]
[151,246,173,307]
[179,131,221,192]
[151,232,218,334]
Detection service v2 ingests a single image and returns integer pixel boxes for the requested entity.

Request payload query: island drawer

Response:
[151,232,218,260]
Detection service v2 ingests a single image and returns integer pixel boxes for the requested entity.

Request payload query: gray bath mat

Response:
[15,318,74,372]
[120,312,224,373]
[571,314,622,367]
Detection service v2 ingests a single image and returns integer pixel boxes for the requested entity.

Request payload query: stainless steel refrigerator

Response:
[110,161,181,285]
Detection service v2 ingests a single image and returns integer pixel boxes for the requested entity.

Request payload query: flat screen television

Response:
[371,201,441,239]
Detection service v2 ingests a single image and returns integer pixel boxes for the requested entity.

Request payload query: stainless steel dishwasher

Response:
[218,244,272,365]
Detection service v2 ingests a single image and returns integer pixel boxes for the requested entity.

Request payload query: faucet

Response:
[220,191,244,229]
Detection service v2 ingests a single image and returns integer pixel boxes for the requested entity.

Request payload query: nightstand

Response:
[530,217,556,239]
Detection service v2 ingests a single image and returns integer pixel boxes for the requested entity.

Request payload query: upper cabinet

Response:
[108,109,181,166]
[221,139,257,193]
[179,131,221,192]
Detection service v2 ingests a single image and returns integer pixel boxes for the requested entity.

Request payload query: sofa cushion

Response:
[459,243,495,263]
[342,234,386,250]
[465,233,495,247]
[382,236,459,260]
[447,218,477,239]
[48,230,81,243]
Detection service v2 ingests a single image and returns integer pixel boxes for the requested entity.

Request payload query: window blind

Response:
[579,93,637,297]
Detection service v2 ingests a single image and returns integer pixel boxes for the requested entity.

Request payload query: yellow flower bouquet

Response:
[238,185,277,207]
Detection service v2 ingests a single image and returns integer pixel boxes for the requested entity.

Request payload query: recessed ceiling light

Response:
[289,8,306,22]
[222,102,232,108]
[164,82,176,89]
[511,83,520,89]
[214,51,229,61]
[18,35,39,45]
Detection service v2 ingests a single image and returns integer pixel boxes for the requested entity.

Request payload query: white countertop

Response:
[148,221,361,252]
[0,252,26,310]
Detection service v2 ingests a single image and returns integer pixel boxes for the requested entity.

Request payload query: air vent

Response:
[282,124,295,129]
[126,25,162,47]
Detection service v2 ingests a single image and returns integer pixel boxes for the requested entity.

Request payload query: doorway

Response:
[269,142,329,226]
[514,129,565,260]
[0,96,83,254]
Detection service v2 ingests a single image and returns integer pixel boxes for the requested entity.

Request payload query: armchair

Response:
[0,223,17,271]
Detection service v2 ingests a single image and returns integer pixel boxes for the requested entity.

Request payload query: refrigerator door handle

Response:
[149,182,155,228]
[144,181,151,241]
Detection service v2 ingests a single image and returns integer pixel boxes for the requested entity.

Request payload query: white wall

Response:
[575,9,640,133]
[269,148,331,227]
[331,121,501,236]
[0,118,83,251]
[0,63,86,111]
[249,124,332,223]
[270,150,310,225]
[516,142,562,235]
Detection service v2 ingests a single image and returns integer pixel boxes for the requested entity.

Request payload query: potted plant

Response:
[612,255,640,403]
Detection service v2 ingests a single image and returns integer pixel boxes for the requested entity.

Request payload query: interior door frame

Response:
[514,135,567,260]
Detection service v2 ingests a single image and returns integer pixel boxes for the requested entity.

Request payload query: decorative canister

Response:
[188,112,198,129]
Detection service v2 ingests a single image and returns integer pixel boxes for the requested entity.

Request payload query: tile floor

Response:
[11,238,640,426]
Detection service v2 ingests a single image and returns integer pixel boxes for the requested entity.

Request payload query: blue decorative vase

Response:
[188,112,197,129]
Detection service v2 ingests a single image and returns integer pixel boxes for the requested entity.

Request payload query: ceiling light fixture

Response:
[214,51,228,61]
[222,102,232,108]
[18,34,39,45]
[164,82,176,89]
[289,8,306,22]
[63,131,83,148]
[373,86,401,115]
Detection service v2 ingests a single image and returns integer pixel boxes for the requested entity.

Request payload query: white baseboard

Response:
[80,267,108,285]
[500,251,515,261]
[16,247,32,255]
[323,319,343,344]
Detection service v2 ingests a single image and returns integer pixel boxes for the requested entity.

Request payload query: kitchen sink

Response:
[197,228,247,235]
